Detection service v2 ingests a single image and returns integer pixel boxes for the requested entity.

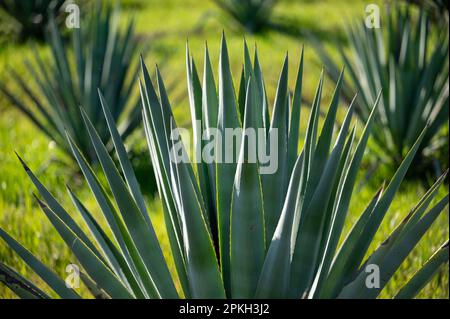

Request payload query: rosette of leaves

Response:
[0,1,141,163]
[314,5,449,169]
[0,0,66,41]
[0,36,448,299]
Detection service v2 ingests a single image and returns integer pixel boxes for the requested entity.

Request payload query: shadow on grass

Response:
[268,15,348,46]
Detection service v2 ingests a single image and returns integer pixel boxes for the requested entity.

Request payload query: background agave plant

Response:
[0,0,66,41]
[314,4,449,169]
[0,1,141,164]
[212,0,276,34]
[404,0,449,20]
[0,36,448,299]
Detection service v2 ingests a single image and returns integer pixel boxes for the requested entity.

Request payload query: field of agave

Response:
[0,0,448,299]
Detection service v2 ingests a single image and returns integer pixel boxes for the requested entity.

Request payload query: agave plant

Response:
[0,0,66,40]
[314,5,449,168]
[404,0,449,20]
[0,35,448,299]
[0,2,141,163]
[212,0,276,33]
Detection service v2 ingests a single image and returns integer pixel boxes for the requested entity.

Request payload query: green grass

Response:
[0,0,448,298]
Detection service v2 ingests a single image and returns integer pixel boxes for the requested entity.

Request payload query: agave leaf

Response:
[338,194,449,298]
[230,76,265,298]
[0,262,50,299]
[395,241,449,299]
[202,44,220,243]
[301,69,346,205]
[26,54,73,141]
[140,64,189,297]
[310,125,356,298]
[290,101,354,297]
[0,228,80,299]
[142,56,218,297]
[66,133,150,295]
[215,33,241,295]
[157,68,212,296]
[0,83,57,145]
[315,93,382,298]
[5,67,61,138]
[320,186,384,299]
[79,272,110,299]
[406,40,449,146]
[186,44,205,165]
[295,71,324,209]
[80,109,178,298]
[47,18,74,97]
[202,43,220,161]
[288,72,324,296]
[255,153,303,298]
[312,69,345,170]
[237,66,247,123]
[287,47,304,175]
[15,154,103,262]
[253,48,270,135]
[169,120,226,298]
[372,196,448,295]
[324,124,429,299]
[98,90,151,228]
[262,53,289,245]
[140,60,177,208]
[66,187,146,299]
[186,53,215,230]
[143,117,190,298]
[34,197,134,299]
[243,40,253,84]
[398,170,448,235]
[242,42,265,153]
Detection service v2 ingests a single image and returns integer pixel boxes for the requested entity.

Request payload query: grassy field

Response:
[0,0,448,298]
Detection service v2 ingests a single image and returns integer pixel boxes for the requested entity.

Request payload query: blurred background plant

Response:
[403,0,449,21]
[314,3,449,176]
[0,1,142,164]
[0,0,66,42]
[212,0,277,34]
